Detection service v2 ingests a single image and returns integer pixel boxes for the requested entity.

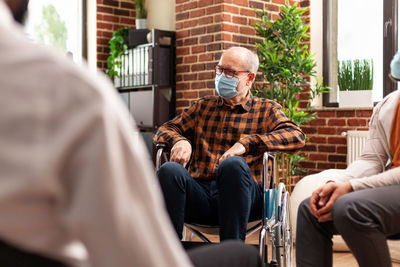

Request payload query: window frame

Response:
[322,0,398,107]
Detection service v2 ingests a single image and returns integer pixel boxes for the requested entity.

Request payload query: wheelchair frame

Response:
[155,144,293,267]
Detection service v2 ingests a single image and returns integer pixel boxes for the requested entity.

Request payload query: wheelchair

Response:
[155,143,293,267]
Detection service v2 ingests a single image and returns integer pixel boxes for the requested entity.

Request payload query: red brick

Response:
[223,24,239,33]
[176,47,190,56]
[232,35,248,44]
[198,17,213,25]
[120,17,135,25]
[233,0,248,6]
[300,161,316,169]
[97,22,113,30]
[328,137,346,145]
[176,12,189,21]
[309,119,326,126]
[192,45,206,54]
[337,146,347,154]
[240,27,255,35]
[272,0,285,4]
[224,4,239,14]
[102,0,118,7]
[301,126,317,134]
[199,0,213,7]
[176,82,190,91]
[184,37,198,46]
[356,110,373,117]
[308,153,328,161]
[207,5,222,15]
[347,119,367,127]
[207,24,222,33]
[199,53,213,62]
[184,1,198,11]
[328,155,346,163]
[232,16,247,25]
[199,89,215,97]
[198,72,213,80]
[336,163,348,169]
[222,33,232,41]
[121,2,135,8]
[328,119,346,126]
[207,43,222,51]
[183,19,199,28]
[191,27,206,36]
[200,35,214,43]
[318,145,336,153]
[317,162,336,169]
[184,74,197,81]
[249,1,263,9]
[317,111,335,118]
[192,82,206,89]
[190,8,205,18]
[240,8,256,17]
[176,65,190,73]
[266,4,280,12]
[183,91,199,99]
[318,127,336,135]
[207,81,215,88]
[337,110,355,117]
[176,100,190,108]
[114,8,129,16]
[223,14,232,22]
[176,0,189,4]
[183,56,198,64]
[302,144,317,152]
[309,136,326,144]
[176,30,190,39]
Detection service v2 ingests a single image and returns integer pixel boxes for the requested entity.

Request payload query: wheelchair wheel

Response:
[273,185,293,267]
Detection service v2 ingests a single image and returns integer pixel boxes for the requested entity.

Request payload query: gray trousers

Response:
[296,184,400,267]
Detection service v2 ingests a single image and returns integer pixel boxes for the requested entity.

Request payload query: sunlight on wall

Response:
[146,0,175,31]
[310,0,323,107]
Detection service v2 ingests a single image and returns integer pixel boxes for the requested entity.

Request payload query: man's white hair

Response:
[221,46,259,74]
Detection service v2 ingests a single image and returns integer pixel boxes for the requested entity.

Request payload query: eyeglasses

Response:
[215,65,249,79]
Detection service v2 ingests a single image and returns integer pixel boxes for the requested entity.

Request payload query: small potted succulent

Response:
[134,0,147,29]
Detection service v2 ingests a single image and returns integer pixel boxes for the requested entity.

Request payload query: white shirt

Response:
[336,89,400,190]
[0,2,192,266]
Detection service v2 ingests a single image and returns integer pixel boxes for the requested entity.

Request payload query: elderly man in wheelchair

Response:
[153,47,305,265]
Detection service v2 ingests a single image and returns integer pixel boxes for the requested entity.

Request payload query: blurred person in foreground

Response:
[296,52,400,267]
[0,0,264,266]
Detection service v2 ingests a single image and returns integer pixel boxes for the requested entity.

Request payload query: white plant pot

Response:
[135,18,147,30]
[339,90,373,108]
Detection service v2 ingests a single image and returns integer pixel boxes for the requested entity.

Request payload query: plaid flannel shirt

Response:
[154,94,305,183]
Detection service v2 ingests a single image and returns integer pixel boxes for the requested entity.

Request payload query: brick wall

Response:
[174,0,307,114]
[94,0,373,178]
[96,0,136,70]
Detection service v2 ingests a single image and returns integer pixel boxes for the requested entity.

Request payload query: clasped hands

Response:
[309,181,353,222]
[170,140,245,167]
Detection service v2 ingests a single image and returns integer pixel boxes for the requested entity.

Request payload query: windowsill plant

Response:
[337,59,374,108]
[134,0,147,29]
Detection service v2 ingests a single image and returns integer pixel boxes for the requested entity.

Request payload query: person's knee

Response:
[297,198,311,224]
[157,162,188,189]
[332,194,365,232]
[216,156,249,184]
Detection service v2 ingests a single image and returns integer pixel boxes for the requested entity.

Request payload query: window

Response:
[24,0,87,65]
[323,0,398,106]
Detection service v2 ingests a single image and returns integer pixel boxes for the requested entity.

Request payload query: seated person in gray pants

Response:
[296,52,400,267]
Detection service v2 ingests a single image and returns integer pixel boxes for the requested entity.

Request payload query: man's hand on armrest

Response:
[218,142,246,164]
[170,140,192,167]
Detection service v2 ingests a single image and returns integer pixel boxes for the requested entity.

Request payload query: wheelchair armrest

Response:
[155,143,168,170]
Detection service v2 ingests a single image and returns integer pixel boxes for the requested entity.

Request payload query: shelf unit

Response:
[116,29,176,160]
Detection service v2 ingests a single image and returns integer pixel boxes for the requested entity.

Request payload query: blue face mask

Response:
[215,74,240,99]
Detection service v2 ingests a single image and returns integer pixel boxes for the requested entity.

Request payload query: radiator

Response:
[342,130,369,165]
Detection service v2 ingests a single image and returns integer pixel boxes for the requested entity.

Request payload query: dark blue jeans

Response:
[157,156,263,241]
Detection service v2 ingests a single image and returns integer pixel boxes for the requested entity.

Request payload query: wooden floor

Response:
[185,229,400,266]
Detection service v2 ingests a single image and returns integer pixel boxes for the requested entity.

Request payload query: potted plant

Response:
[338,59,374,108]
[106,27,129,84]
[253,2,329,191]
[134,0,147,29]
